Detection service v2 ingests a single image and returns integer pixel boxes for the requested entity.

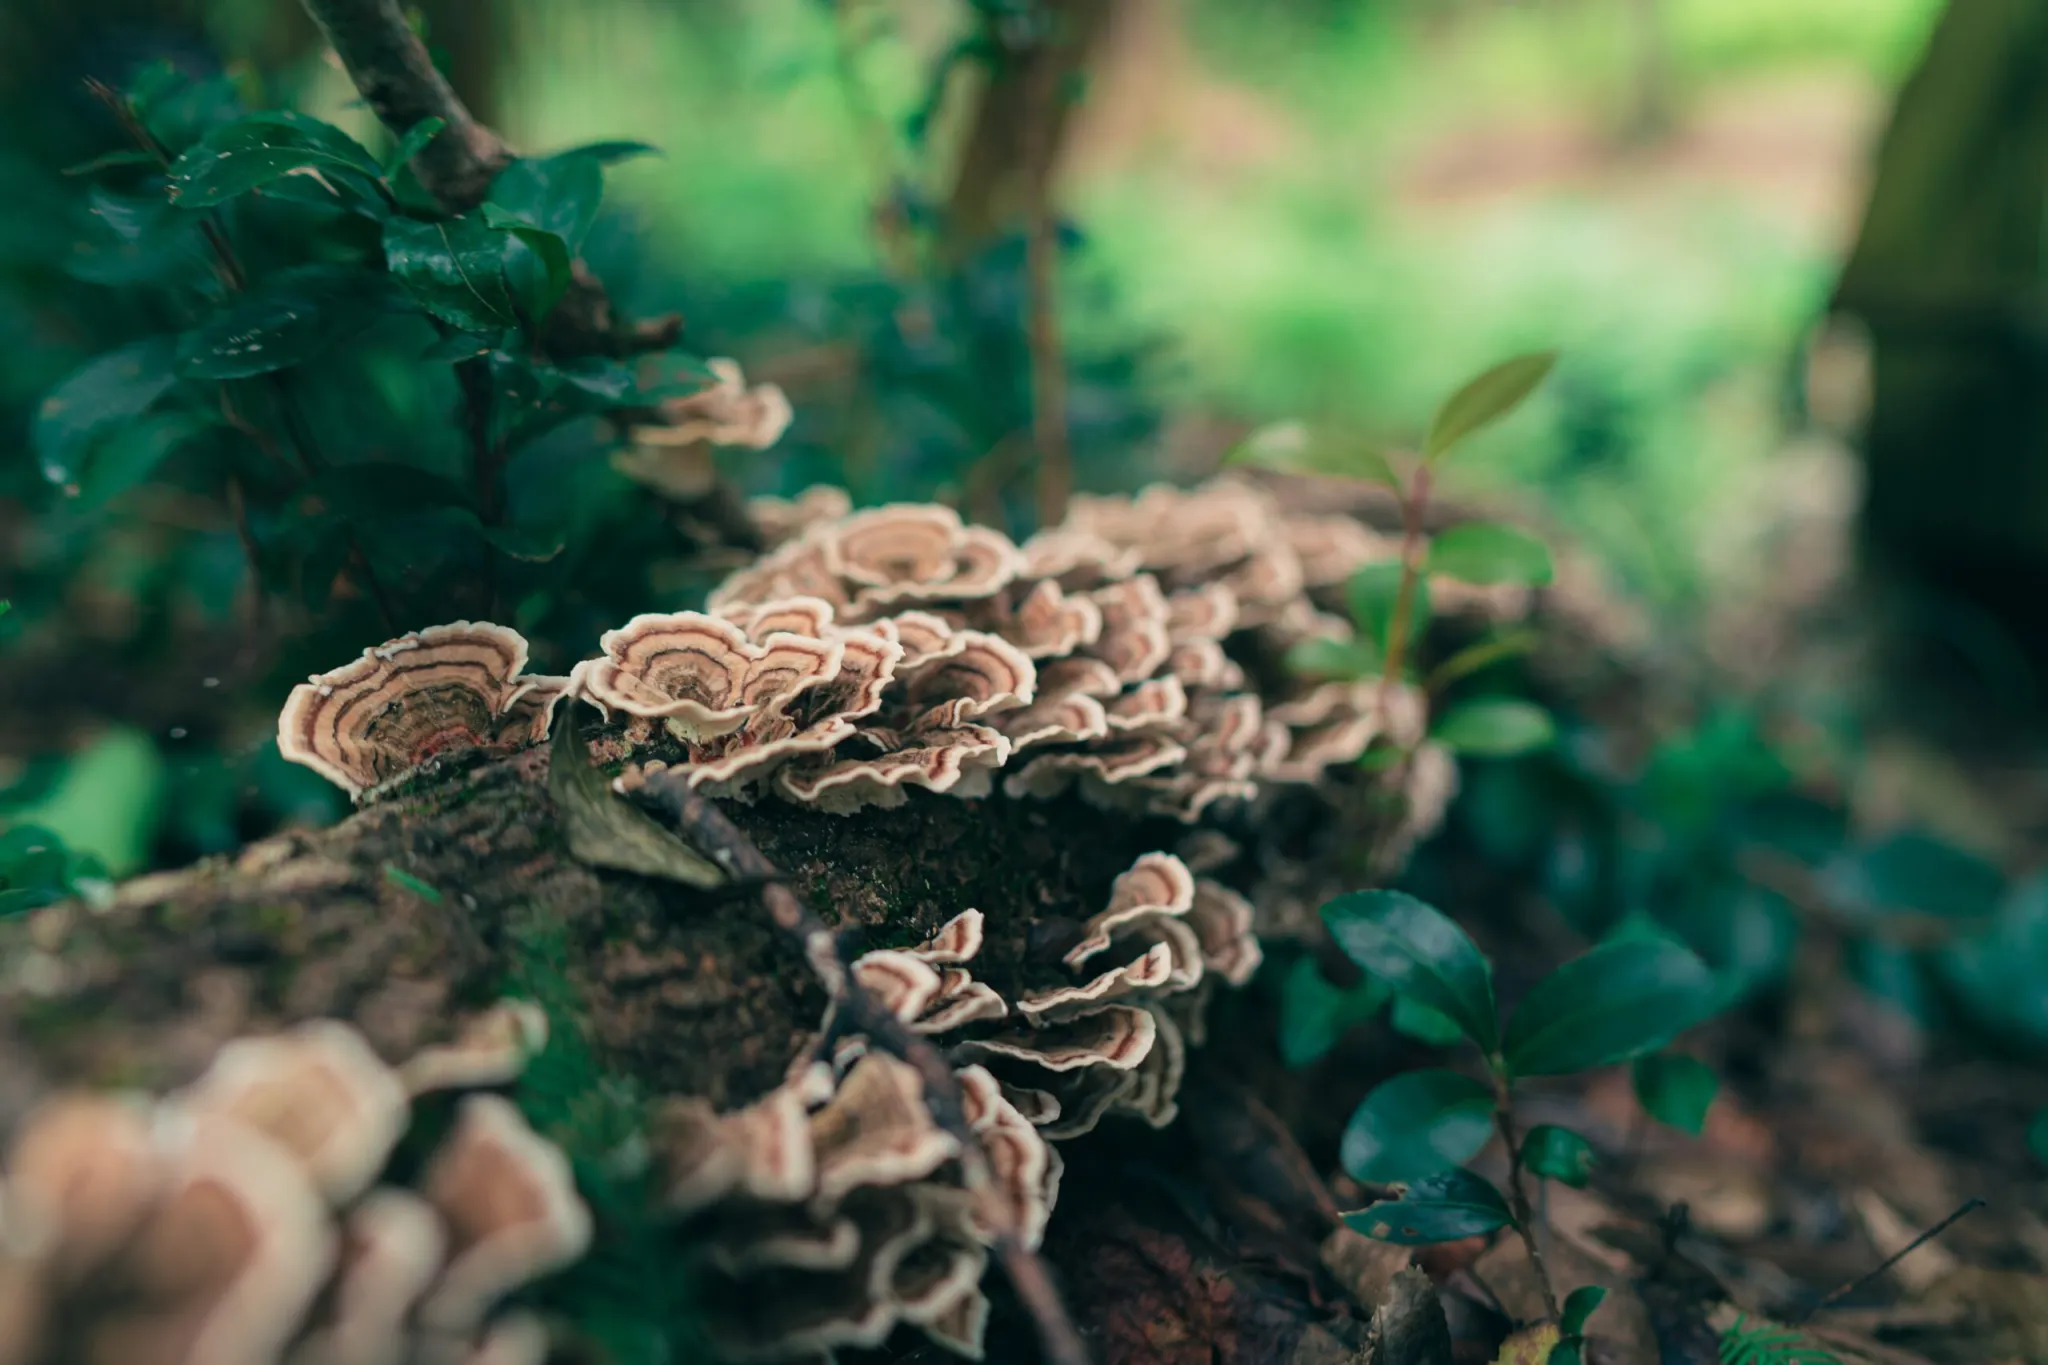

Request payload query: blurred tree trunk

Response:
[944,0,1118,258]
[1835,0,2048,661]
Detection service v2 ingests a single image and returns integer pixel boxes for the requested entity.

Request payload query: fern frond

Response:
[1718,1313,1842,1365]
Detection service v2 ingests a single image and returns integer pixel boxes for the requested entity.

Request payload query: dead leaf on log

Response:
[548,706,724,887]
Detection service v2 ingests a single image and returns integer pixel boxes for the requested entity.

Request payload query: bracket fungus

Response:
[630,358,793,452]
[277,624,568,801]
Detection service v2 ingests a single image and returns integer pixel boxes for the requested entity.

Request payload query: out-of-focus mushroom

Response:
[1263,679,1427,783]
[178,1021,410,1206]
[630,358,792,451]
[809,1054,960,1204]
[714,595,839,641]
[1104,675,1188,733]
[963,579,1102,660]
[288,1189,445,1365]
[569,612,843,739]
[655,1088,815,1216]
[705,537,847,614]
[1113,1006,1187,1128]
[1085,577,1173,684]
[459,1311,552,1365]
[911,971,1008,1034]
[415,1095,593,1337]
[1286,513,1397,589]
[81,1109,336,1365]
[749,486,853,548]
[1134,692,1268,822]
[820,506,1024,619]
[1014,941,1177,1024]
[1166,583,1239,643]
[3,1093,162,1284]
[952,1005,1158,1074]
[1185,880,1262,987]
[278,623,567,801]
[1017,528,1143,588]
[850,951,946,1024]
[397,999,550,1098]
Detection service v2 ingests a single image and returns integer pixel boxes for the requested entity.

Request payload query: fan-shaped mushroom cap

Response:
[635,358,792,451]
[415,1095,592,1336]
[889,1236,987,1350]
[899,630,1036,727]
[775,723,1010,815]
[1064,853,1197,970]
[1264,679,1426,782]
[81,1109,335,1365]
[178,1021,409,1206]
[817,506,1025,619]
[655,1088,815,1216]
[1165,637,1242,690]
[715,595,839,641]
[1014,941,1177,1024]
[3,1092,162,1284]
[288,1189,445,1365]
[1186,881,1263,987]
[850,951,946,1024]
[1113,1006,1187,1128]
[952,1005,1157,1073]
[881,612,968,674]
[570,613,844,740]
[1005,731,1187,802]
[1067,483,1264,580]
[1086,576,1173,684]
[460,1311,552,1365]
[1034,656,1123,700]
[809,1054,960,1205]
[993,692,1110,751]
[706,538,847,615]
[397,999,550,1097]
[907,909,984,965]
[278,623,562,800]
[1017,528,1143,588]
[912,970,1008,1034]
[969,580,1102,660]
[749,486,853,548]
[1104,675,1188,733]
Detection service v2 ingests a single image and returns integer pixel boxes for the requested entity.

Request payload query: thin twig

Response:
[637,773,1092,1365]
[1491,1089,1563,1323]
[1795,1197,1984,1323]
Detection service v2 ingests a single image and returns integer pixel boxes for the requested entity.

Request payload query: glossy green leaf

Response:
[32,338,181,488]
[1433,699,1556,758]
[1939,873,2048,1050]
[1285,636,1380,682]
[169,111,382,207]
[384,116,447,175]
[1632,1053,1718,1135]
[1343,1168,1512,1245]
[1830,830,2003,922]
[1502,938,1719,1078]
[484,211,574,321]
[487,143,645,253]
[384,214,518,333]
[1548,1341,1583,1365]
[1279,956,1388,1068]
[1425,350,1557,459]
[480,524,567,563]
[177,265,390,379]
[1322,890,1498,1053]
[1428,522,1554,586]
[1519,1124,1596,1187]
[1560,1285,1608,1338]
[1390,995,1467,1046]
[74,412,215,511]
[1339,1069,1495,1183]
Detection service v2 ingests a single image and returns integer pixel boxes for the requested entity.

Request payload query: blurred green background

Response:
[0,0,1966,880]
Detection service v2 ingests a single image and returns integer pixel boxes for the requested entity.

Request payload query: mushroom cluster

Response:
[646,849,1259,1361]
[0,1005,587,1365]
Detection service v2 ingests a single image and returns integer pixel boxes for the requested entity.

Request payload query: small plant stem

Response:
[1377,463,1432,691]
[1491,1077,1563,1323]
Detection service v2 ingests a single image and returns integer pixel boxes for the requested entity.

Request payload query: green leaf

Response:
[1346,561,1429,659]
[1321,890,1499,1054]
[483,207,574,321]
[2028,1108,2048,1168]
[384,214,518,333]
[1390,995,1467,1046]
[1560,1285,1608,1339]
[1632,1053,1719,1135]
[1425,350,1558,459]
[384,116,447,175]
[1830,830,2003,922]
[303,463,477,522]
[32,338,181,488]
[74,411,216,511]
[1285,636,1380,682]
[1519,1124,1596,1187]
[1428,522,1554,587]
[1339,1069,1495,1183]
[1549,1342,1583,1365]
[382,864,444,903]
[1279,956,1387,1068]
[1343,1168,1512,1244]
[168,110,382,207]
[1936,873,2048,1050]
[480,524,567,563]
[1427,630,1541,692]
[1433,699,1556,758]
[488,148,611,252]
[1502,938,1720,1078]
[177,265,391,379]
